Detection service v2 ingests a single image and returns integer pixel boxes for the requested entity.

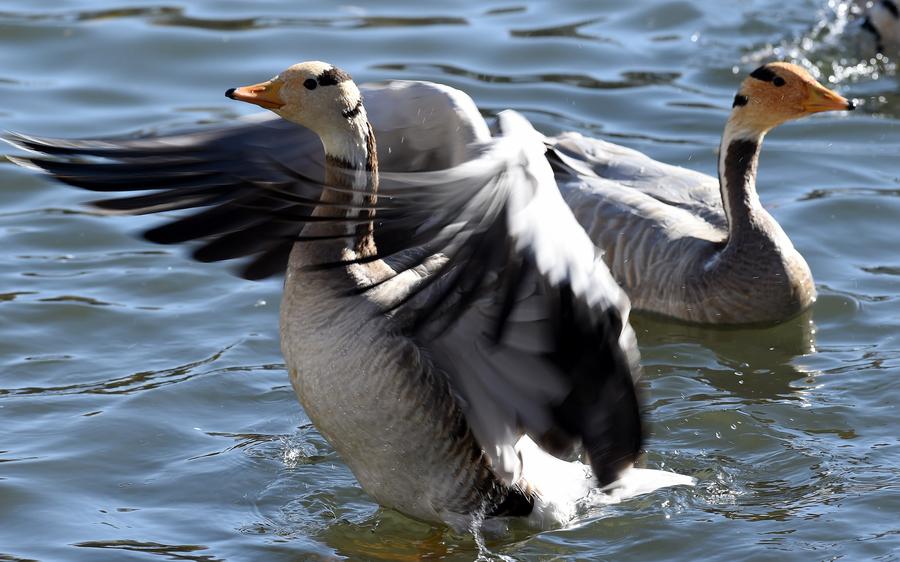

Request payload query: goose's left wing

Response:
[331,111,643,487]
[3,80,489,280]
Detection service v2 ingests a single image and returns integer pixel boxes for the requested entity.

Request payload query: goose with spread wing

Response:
[7,62,692,529]
[10,62,853,325]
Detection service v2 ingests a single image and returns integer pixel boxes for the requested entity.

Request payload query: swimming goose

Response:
[549,62,855,324]
[7,62,692,529]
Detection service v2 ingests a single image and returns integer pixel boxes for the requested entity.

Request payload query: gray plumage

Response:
[546,132,813,324]
[6,77,684,529]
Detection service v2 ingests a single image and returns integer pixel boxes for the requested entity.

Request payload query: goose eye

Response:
[773,76,786,87]
[303,79,318,90]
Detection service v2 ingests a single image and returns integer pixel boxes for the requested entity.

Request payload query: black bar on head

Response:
[749,65,777,83]
[318,66,352,86]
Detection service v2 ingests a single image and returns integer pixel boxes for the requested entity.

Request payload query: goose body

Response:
[548,126,813,324]
[552,63,853,324]
[9,62,693,529]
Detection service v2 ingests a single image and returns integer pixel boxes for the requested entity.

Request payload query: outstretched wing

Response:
[319,111,643,487]
[8,102,642,488]
[5,80,490,279]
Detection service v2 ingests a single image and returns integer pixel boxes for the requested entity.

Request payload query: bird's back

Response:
[547,133,731,319]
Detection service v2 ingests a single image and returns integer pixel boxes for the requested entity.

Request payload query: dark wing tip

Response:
[541,285,642,487]
[3,131,49,153]
[5,154,47,173]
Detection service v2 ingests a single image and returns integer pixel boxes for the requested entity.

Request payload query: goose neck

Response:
[317,112,378,256]
[717,120,767,237]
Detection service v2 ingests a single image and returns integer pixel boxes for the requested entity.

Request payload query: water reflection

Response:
[373,62,681,90]
[321,516,458,561]
[311,510,533,561]
[74,540,222,562]
[0,5,468,32]
[634,309,818,402]
[799,186,900,200]
[510,17,615,42]
[0,343,282,397]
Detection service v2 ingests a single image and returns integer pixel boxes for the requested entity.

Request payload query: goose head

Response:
[729,62,854,137]
[226,61,364,137]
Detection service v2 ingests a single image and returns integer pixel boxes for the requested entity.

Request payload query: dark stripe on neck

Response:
[365,121,378,173]
[355,122,379,256]
[324,154,355,170]
[342,97,363,119]
[722,138,761,229]
[883,0,899,18]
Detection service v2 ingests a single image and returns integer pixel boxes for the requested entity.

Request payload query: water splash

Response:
[743,0,896,87]
[279,425,326,468]
[468,508,517,562]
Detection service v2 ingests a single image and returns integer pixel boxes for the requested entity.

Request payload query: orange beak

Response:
[802,82,855,114]
[225,78,284,110]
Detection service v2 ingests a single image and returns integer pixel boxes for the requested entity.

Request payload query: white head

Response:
[226,61,364,138]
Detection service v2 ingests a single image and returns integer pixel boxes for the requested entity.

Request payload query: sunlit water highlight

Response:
[1,0,898,560]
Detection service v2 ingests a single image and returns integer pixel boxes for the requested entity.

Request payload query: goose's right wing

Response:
[318,111,644,488]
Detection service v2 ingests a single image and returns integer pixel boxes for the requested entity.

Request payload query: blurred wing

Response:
[4,80,490,279]
[325,111,643,487]
[8,114,329,280]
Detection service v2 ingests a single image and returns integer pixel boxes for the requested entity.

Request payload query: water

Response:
[1,0,898,559]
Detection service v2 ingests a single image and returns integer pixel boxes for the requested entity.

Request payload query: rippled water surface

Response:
[2,0,899,560]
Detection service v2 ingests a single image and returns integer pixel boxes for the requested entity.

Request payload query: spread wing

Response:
[318,111,644,486]
[7,103,643,488]
[4,80,490,279]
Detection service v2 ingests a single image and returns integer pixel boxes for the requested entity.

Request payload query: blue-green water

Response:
[1,1,898,560]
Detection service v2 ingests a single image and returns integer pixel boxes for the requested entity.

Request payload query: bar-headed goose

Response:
[550,62,854,324]
[7,62,692,530]
[10,63,852,326]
